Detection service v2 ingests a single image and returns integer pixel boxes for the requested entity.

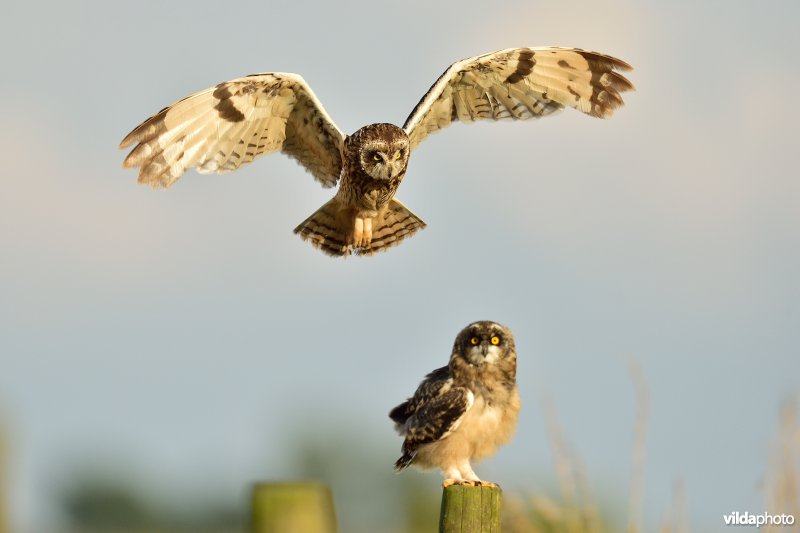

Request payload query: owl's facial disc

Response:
[466,343,502,365]
[463,327,506,365]
[360,138,409,181]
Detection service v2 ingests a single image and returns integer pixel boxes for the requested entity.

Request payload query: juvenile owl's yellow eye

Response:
[470,337,480,345]
[491,336,500,345]
[372,153,382,162]
[393,150,401,160]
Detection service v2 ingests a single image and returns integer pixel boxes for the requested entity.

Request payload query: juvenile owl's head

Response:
[453,321,516,367]
[348,123,410,181]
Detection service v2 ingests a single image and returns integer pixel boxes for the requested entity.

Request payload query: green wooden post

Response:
[439,484,502,532]
[250,482,337,533]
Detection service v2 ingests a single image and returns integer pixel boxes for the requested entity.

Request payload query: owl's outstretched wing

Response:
[120,73,344,188]
[391,367,474,470]
[403,47,634,151]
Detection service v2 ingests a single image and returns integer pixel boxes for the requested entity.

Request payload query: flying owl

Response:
[389,321,520,486]
[120,47,633,256]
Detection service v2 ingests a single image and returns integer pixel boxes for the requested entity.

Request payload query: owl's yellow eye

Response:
[393,150,401,160]
[491,336,500,345]
[372,153,382,162]
[470,337,480,345]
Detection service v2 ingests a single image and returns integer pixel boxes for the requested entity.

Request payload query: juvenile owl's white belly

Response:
[414,392,520,470]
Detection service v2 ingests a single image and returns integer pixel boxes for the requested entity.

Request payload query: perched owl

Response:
[120,47,633,256]
[389,321,520,486]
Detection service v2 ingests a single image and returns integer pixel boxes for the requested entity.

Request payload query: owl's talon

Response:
[443,479,484,487]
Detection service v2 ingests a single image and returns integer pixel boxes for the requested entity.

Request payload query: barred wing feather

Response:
[403,47,634,150]
[120,73,344,188]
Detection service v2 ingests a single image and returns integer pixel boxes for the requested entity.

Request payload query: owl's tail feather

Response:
[293,198,351,256]
[294,197,426,257]
[368,198,426,255]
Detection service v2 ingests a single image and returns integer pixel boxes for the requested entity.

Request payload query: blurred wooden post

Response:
[439,484,502,533]
[250,482,337,533]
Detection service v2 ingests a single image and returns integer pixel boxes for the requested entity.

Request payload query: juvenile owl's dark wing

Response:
[389,365,451,426]
[403,47,634,151]
[391,367,474,470]
[120,73,344,188]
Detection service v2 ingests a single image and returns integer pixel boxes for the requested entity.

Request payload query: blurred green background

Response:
[1,0,799,531]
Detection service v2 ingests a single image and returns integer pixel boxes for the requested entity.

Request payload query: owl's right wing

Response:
[120,73,344,189]
[402,47,634,151]
[393,373,474,470]
[390,365,451,426]
[403,385,474,445]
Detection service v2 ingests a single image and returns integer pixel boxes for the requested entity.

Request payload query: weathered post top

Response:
[439,484,502,533]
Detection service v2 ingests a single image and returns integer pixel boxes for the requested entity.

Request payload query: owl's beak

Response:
[480,343,489,356]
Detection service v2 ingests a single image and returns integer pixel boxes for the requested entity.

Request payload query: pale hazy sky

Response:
[2,1,799,531]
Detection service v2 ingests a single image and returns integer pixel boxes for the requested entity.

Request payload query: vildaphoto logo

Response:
[724,511,795,527]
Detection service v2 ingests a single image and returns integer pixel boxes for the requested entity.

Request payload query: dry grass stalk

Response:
[764,397,800,533]
[626,358,650,533]
[0,424,7,533]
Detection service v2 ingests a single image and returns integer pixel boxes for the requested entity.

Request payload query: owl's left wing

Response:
[403,47,634,151]
[120,73,344,188]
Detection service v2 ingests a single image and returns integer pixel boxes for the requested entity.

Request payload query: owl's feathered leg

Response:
[460,462,481,483]
[353,217,363,247]
[442,461,485,487]
[363,217,373,246]
[353,216,373,248]
[442,466,466,487]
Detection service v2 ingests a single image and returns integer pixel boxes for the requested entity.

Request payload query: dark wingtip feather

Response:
[394,452,414,471]
[578,49,634,72]
[609,56,634,72]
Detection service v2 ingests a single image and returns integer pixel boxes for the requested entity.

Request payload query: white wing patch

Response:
[438,377,454,395]
[438,389,474,440]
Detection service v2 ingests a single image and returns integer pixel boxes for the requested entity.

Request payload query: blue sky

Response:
[2,1,799,531]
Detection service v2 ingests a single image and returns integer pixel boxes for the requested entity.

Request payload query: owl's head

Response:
[348,123,410,181]
[453,321,516,367]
